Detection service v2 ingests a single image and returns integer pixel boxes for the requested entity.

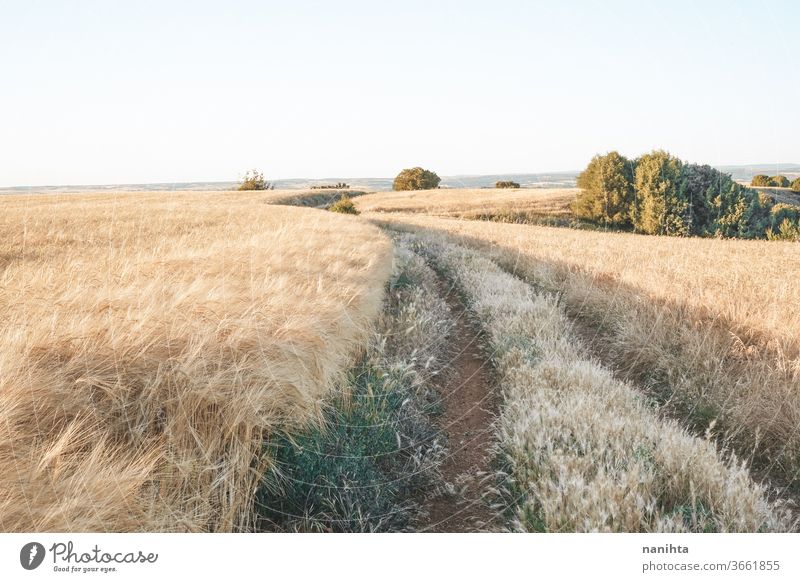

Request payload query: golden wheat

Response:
[0,191,393,532]
[355,187,575,218]
[402,231,790,532]
[368,207,800,491]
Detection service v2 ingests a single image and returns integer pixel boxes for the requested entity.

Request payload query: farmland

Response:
[0,190,391,531]
[1,186,797,532]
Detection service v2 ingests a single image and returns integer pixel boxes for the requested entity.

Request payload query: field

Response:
[1,187,798,532]
[356,187,576,223]
[0,190,392,531]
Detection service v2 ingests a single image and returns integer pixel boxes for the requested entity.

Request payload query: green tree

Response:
[238,169,272,191]
[791,178,800,193]
[768,175,790,188]
[708,182,771,238]
[392,167,441,191]
[751,175,770,187]
[677,164,718,235]
[633,150,686,235]
[769,203,800,232]
[572,151,635,227]
[767,219,800,241]
[495,180,520,189]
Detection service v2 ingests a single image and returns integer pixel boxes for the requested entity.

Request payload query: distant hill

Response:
[716,163,800,181]
[2,164,796,194]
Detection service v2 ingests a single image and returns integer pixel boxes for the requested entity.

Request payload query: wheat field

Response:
[3,185,797,533]
[355,187,575,219]
[367,203,800,494]
[0,191,393,532]
[402,231,789,531]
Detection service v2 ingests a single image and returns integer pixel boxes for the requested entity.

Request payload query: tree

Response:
[238,169,272,191]
[768,175,790,188]
[633,150,686,235]
[572,151,635,227]
[751,175,770,187]
[676,164,720,235]
[708,182,771,238]
[769,203,800,234]
[767,219,800,241]
[495,181,520,189]
[791,178,800,193]
[392,167,441,191]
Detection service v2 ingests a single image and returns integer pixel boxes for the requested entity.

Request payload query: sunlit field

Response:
[2,186,797,533]
[355,187,575,220]
[366,196,800,502]
[0,191,392,531]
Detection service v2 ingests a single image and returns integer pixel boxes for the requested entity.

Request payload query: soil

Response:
[416,282,501,532]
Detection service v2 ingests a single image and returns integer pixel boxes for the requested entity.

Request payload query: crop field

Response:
[1,187,798,533]
[0,190,392,531]
[355,187,576,223]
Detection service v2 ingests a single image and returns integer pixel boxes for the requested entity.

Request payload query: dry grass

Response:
[369,209,800,493]
[0,191,393,532]
[403,232,790,532]
[354,187,576,219]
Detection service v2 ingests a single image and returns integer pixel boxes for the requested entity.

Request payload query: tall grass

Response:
[406,232,790,532]
[354,187,575,218]
[257,243,454,531]
[0,192,392,531]
[371,212,800,493]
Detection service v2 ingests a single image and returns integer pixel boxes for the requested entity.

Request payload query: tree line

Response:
[751,174,800,191]
[572,150,800,240]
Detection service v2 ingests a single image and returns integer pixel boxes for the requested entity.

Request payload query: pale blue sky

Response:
[1,0,797,186]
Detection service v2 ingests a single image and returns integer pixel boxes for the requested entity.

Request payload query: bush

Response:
[751,175,770,187]
[767,219,800,241]
[792,178,800,193]
[311,182,350,190]
[633,150,687,235]
[329,195,359,214]
[574,150,782,239]
[495,181,520,189]
[238,169,273,191]
[767,175,790,188]
[392,167,441,191]
[572,151,636,228]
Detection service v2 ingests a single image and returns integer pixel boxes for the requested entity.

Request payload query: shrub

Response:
[392,167,441,191]
[329,195,359,214]
[766,219,800,241]
[677,164,719,235]
[238,169,273,191]
[751,175,770,187]
[768,203,800,237]
[792,178,800,193]
[572,151,635,227]
[768,175,790,188]
[574,150,782,239]
[495,181,520,189]
[633,150,687,235]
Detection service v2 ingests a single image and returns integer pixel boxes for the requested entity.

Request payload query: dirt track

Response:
[417,283,499,532]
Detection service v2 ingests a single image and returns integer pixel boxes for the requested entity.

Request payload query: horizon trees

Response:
[751,174,791,188]
[393,167,441,191]
[238,169,272,191]
[574,150,800,240]
[572,151,635,227]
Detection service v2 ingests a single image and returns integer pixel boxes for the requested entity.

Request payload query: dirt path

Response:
[417,282,500,532]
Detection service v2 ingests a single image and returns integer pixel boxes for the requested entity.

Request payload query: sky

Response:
[0,0,798,186]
